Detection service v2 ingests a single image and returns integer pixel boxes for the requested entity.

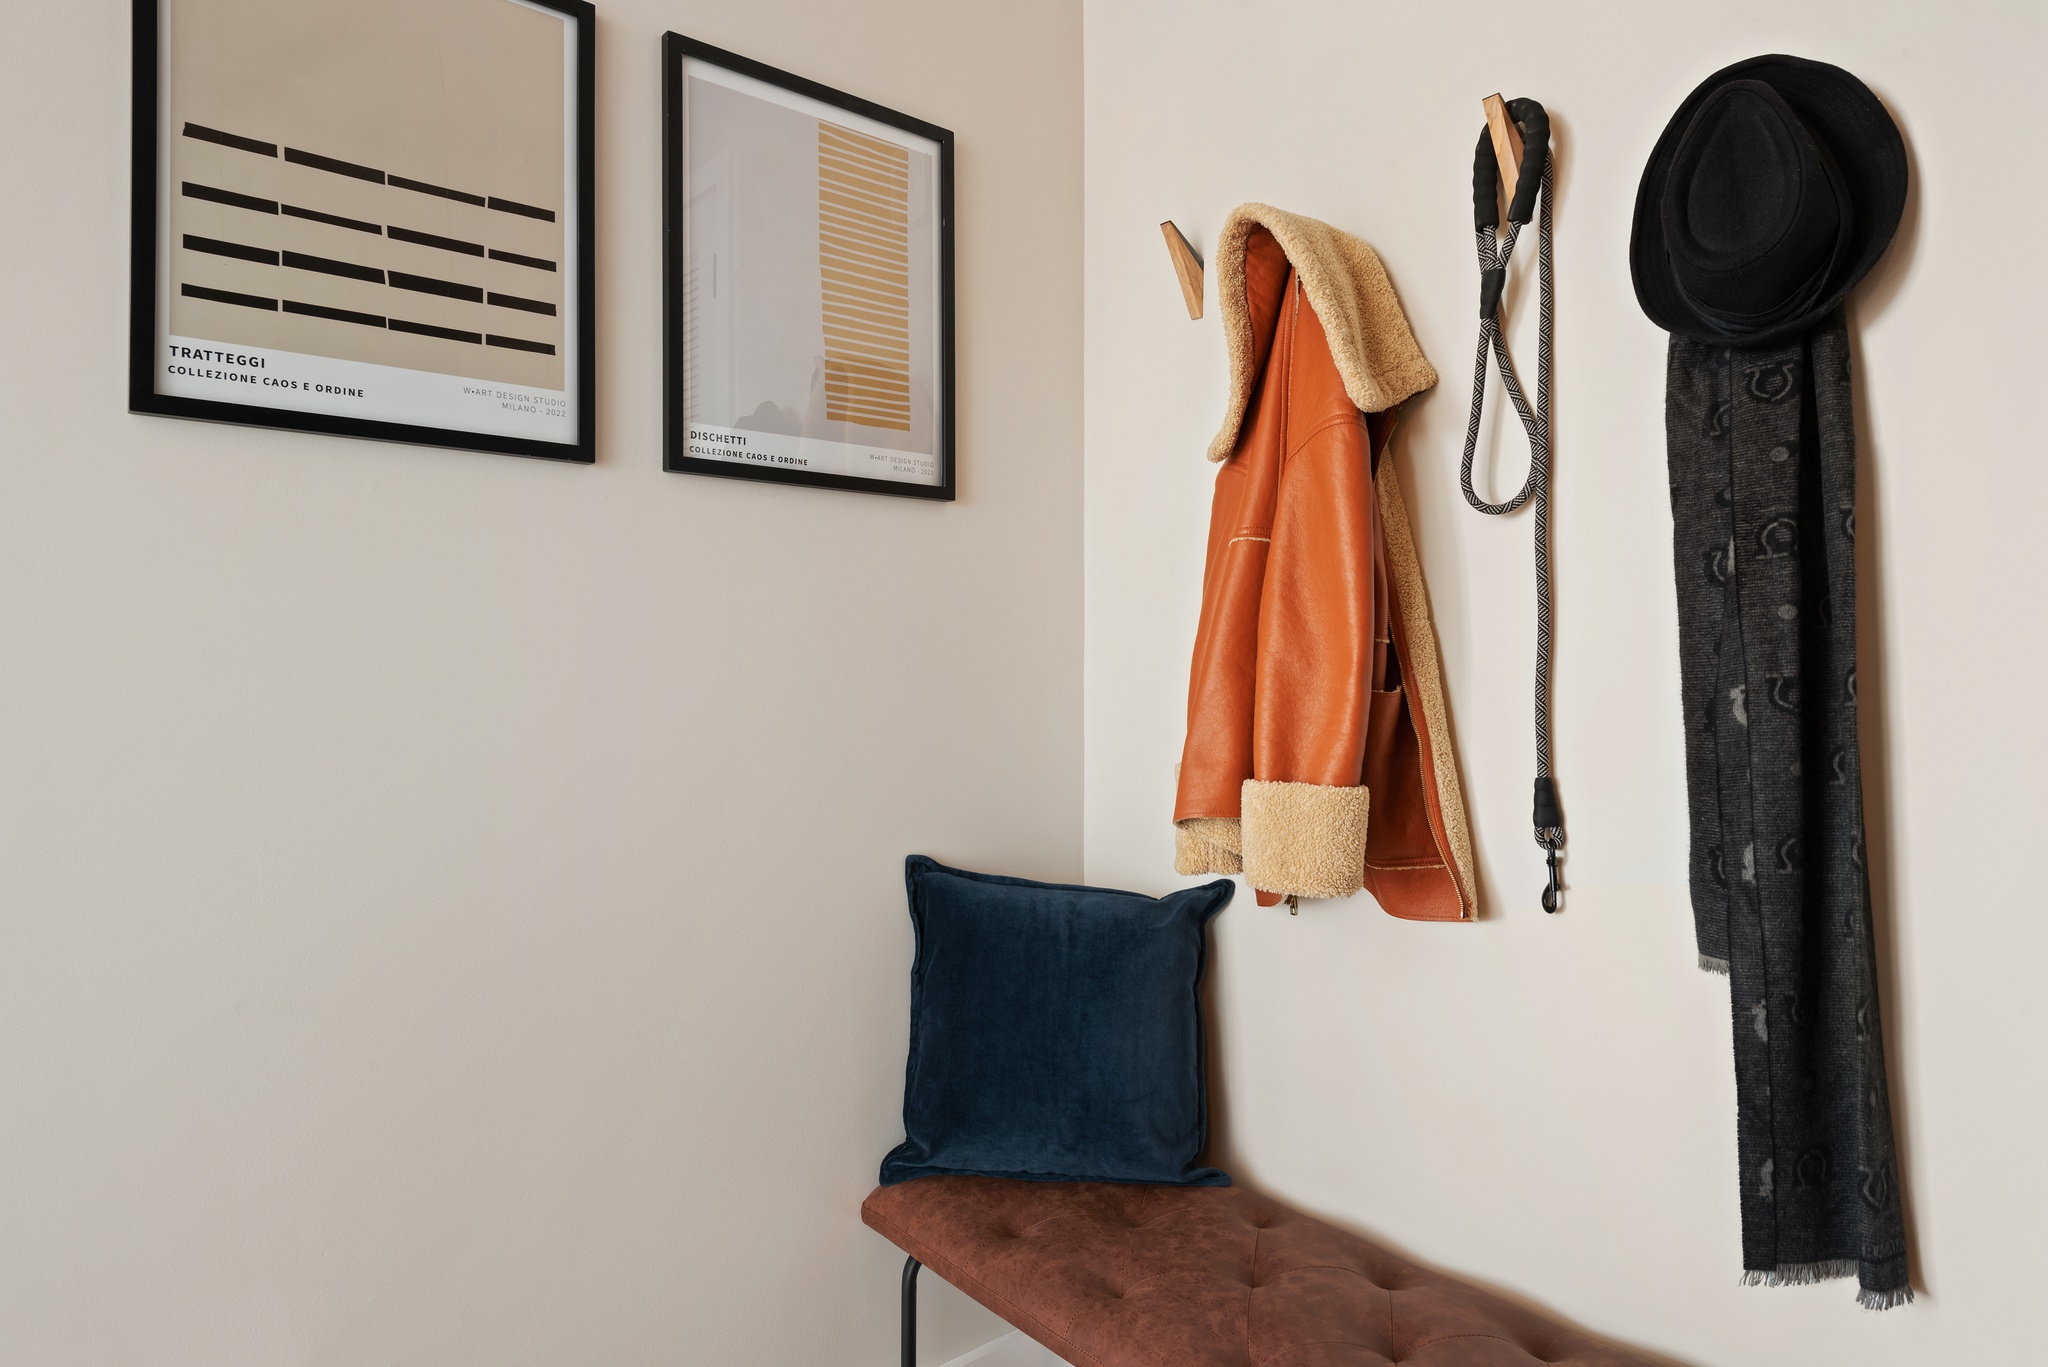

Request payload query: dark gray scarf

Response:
[1664,310,1909,1309]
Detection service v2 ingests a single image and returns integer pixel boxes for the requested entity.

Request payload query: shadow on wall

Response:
[1844,79,1925,1304]
[1198,915,1698,1367]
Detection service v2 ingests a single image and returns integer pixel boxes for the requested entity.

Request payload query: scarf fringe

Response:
[1698,953,1730,975]
[1738,1261,1913,1310]
[1739,1259,1858,1288]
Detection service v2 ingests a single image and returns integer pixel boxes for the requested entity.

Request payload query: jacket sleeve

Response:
[1242,415,1377,899]
[1172,459,1260,879]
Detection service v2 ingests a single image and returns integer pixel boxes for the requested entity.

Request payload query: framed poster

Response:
[130,0,596,463]
[663,35,954,500]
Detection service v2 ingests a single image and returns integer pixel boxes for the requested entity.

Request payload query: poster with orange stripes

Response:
[131,0,595,463]
[665,38,954,500]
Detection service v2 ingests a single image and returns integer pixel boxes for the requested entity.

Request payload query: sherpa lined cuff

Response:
[1174,817,1243,876]
[1240,779,1369,900]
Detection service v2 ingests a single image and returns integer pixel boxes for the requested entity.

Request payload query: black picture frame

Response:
[129,0,598,464]
[662,34,956,501]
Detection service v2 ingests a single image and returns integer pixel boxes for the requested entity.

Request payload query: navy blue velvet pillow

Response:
[880,856,1234,1187]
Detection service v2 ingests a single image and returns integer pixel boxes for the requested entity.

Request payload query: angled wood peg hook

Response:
[1161,221,1204,319]
[1482,93,1525,210]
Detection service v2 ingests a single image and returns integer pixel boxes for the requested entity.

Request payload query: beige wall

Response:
[0,1,1078,1363]
[1085,2,2045,1364]
[12,1,2046,1363]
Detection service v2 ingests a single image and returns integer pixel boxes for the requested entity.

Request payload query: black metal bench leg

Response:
[901,1256,921,1367]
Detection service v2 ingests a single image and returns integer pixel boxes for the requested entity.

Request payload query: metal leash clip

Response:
[1535,776,1564,914]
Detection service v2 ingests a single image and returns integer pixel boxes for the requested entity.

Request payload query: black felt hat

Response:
[1631,54,1906,346]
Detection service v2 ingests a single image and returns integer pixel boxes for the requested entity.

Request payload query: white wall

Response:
[0,1,1079,1363]
[1085,2,2045,1364]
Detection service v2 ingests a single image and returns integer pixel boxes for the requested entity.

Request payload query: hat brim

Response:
[1631,54,1907,346]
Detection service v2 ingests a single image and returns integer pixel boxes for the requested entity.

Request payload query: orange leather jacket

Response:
[1173,206,1476,920]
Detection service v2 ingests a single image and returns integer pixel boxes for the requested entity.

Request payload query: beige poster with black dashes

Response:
[155,0,578,441]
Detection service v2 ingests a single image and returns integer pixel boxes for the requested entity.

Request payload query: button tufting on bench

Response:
[864,1177,1660,1367]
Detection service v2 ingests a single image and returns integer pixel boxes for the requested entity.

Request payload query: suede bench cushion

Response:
[864,1176,1661,1367]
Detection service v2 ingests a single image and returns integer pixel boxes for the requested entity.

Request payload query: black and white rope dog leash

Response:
[1461,98,1566,913]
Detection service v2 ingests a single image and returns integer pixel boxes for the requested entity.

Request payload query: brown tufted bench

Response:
[864,1177,1661,1367]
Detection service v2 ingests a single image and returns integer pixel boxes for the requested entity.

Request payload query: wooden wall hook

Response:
[1161,221,1203,320]
[1481,93,1524,209]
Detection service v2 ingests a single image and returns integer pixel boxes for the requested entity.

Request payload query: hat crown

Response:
[1630,54,1908,346]
[1660,80,1849,321]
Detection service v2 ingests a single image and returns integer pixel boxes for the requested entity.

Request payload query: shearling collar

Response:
[1206,204,1438,462]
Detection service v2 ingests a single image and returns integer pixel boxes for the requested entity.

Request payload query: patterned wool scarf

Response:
[1664,311,1910,1309]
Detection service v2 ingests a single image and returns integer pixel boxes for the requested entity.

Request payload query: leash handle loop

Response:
[1471,98,1552,230]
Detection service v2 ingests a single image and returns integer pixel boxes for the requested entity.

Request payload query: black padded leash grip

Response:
[1472,129,1500,231]
[1532,776,1562,831]
[1504,98,1550,225]
[1479,268,1506,320]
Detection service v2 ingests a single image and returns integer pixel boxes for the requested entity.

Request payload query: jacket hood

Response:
[1206,204,1438,462]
